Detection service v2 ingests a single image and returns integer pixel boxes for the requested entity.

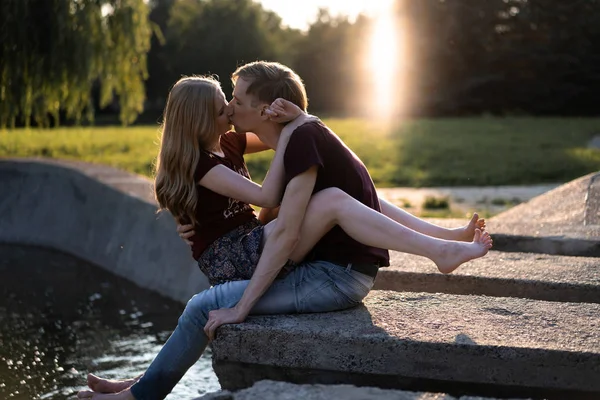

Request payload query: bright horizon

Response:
[255,0,393,30]
[255,0,402,118]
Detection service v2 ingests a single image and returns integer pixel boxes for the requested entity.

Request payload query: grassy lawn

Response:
[1,118,599,187]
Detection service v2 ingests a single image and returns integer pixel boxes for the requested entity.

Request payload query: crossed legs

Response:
[263,187,492,273]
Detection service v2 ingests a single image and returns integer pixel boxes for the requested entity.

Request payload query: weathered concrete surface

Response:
[375,250,600,303]
[489,172,600,256]
[586,174,600,225]
[211,291,600,398]
[195,380,491,400]
[0,158,208,304]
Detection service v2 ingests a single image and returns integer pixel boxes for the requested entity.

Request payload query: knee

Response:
[181,289,215,327]
[315,187,348,215]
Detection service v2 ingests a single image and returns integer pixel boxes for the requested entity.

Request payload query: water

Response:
[0,244,220,399]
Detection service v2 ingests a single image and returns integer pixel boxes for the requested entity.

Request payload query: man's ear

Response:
[259,104,270,121]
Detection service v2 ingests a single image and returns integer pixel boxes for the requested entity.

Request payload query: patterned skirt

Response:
[197,219,264,286]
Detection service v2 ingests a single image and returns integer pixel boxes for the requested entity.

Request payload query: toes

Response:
[470,213,479,223]
[473,228,482,241]
[87,373,100,390]
[78,390,95,399]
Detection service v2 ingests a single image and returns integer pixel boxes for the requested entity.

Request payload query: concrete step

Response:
[488,172,600,257]
[195,380,511,400]
[375,250,600,303]
[211,291,600,399]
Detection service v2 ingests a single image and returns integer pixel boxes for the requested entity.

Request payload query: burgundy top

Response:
[284,121,390,267]
[190,131,257,260]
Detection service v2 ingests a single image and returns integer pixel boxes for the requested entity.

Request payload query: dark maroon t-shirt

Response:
[284,121,390,267]
[190,131,257,260]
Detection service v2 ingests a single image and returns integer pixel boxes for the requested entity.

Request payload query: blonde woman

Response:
[153,76,313,286]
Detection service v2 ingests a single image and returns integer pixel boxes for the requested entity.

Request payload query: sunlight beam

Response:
[369,1,401,119]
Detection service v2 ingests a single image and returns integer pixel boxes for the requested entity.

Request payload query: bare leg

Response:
[263,188,492,274]
[85,373,141,394]
[379,198,486,242]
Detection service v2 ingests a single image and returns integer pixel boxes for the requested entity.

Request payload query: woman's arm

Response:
[199,111,314,208]
[245,132,271,154]
[258,206,280,225]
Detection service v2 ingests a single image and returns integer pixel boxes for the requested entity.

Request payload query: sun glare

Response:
[369,1,401,119]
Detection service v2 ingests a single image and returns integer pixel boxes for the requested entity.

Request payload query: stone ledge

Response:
[195,380,511,400]
[211,291,600,398]
[376,250,600,303]
[489,172,600,256]
[0,158,208,304]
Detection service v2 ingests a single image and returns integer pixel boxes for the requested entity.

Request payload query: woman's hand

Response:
[264,98,303,123]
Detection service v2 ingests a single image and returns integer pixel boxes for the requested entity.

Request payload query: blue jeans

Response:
[130,261,374,400]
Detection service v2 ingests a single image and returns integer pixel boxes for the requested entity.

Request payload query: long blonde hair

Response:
[154,76,222,225]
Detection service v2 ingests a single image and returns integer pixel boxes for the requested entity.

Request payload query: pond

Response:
[0,244,219,399]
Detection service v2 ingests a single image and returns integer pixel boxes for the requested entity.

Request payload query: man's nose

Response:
[226,101,234,115]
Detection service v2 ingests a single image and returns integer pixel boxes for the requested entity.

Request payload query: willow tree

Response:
[0,0,151,127]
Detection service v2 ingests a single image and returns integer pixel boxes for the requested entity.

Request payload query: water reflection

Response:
[0,245,219,399]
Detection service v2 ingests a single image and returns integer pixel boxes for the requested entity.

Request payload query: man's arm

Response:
[204,166,318,339]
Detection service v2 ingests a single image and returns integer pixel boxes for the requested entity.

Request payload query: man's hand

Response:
[204,306,248,341]
[176,223,195,245]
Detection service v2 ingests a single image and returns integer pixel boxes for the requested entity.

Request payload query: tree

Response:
[292,9,368,115]
[0,0,151,127]
[153,0,288,104]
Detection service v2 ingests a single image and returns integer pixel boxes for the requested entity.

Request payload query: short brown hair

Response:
[232,61,308,111]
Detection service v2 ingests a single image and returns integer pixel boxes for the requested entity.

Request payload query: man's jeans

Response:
[130,261,374,400]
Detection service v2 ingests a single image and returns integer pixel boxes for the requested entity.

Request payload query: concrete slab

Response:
[374,250,600,303]
[585,174,600,226]
[0,158,208,304]
[489,172,600,256]
[195,380,482,400]
[211,291,600,398]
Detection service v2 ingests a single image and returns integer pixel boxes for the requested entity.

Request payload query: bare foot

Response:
[455,213,486,242]
[434,229,493,274]
[87,373,140,394]
[77,388,135,399]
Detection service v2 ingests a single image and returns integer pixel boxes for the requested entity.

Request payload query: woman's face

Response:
[214,90,233,135]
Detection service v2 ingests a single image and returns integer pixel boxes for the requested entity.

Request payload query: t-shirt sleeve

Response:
[221,131,246,156]
[195,154,220,182]
[284,123,325,183]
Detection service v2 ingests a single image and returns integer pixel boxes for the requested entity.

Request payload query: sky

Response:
[254,0,394,30]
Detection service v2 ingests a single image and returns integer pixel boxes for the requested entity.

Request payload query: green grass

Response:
[1,117,599,186]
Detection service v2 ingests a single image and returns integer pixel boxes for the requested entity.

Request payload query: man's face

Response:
[229,78,265,133]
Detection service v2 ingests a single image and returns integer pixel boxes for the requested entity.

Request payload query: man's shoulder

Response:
[294,120,327,134]
[289,120,329,144]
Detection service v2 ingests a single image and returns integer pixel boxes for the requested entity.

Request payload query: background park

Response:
[1,1,600,399]
[2,0,600,207]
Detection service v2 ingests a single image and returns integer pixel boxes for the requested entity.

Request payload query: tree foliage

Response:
[0,0,151,127]
[144,0,295,108]
[398,0,600,116]
[2,0,599,126]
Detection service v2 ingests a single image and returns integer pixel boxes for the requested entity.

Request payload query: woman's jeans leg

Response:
[130,261,374,400]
